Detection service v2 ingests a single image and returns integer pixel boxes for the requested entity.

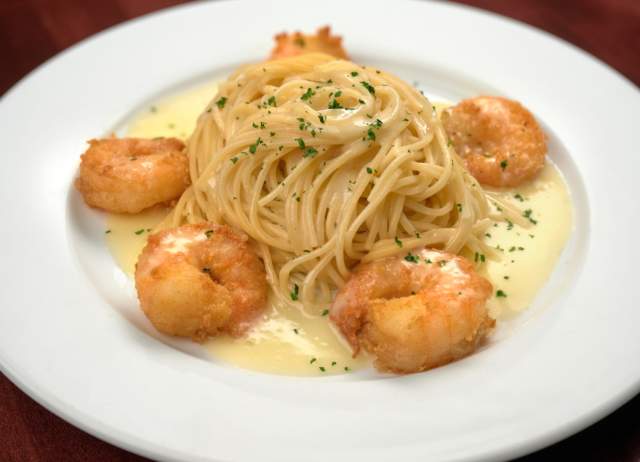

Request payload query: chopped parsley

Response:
[104,229,111,234]
[344,366,351,372]
[360,81,375,94]
[267,95,277,107]
[301,88,315,101]
[303,147,318,157]
[404,252,419,263]
[500,159,508,170]
[328,98,343,109]
[523,209,538,225]
[319,366,326,372]
[514,193,525,202]
[296,138,318,157]
[321,309,329,316]
[215,96,227,109]
[310,357,317,364]
[249,137,263,154]
[506,219,514,230]
[134,229,145,235]
[496,290,508,298]
[318,114,326,124]
[290,284,299,301]
[394,237,403,248]
[334,90,343,97]
[297,117,311,131]
[293,328,299,335]
[230,156,239,164]
[205,229,214,238]
[366,127,376,141]
[350,71,359,76]
[366,167,374,174]
[456,203,463,212]
[331,361,337,366]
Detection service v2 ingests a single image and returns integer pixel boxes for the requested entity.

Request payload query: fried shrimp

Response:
[75,137,190,213]
[135,223,268,340]
[442,96,547,187]
[330,248,493,373]
[269,26,349,60]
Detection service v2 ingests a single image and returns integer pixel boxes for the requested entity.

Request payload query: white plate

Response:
[1,1,639,461]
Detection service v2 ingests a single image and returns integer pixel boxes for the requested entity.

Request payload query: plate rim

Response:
[1,1,639,461]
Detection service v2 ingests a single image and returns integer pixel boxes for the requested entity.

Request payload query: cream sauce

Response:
[105,85,573,376]
[481,165,573,320]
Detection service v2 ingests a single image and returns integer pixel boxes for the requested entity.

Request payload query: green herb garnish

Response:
[404,252,419,263]
[360,81,375,94]
[290,284,299,301]
[301,88,315,101]
[215,97,227,109]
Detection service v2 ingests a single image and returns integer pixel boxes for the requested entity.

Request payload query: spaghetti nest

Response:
[165,53,500,310]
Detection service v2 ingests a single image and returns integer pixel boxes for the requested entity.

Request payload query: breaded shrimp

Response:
[442,96,547,187]
[330,248,493,373]
[269,26,349,60]
[135,223,268,341]
[75,137,190,213]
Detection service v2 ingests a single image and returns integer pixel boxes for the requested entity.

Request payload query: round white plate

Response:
[1,1,639,461]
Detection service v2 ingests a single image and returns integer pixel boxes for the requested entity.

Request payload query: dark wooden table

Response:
[1,1,638,461]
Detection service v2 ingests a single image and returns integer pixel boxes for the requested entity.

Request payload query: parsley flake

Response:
[404,252,419,263]
[249,137,263,154]
[290,284,299,301]
[301,88,315,101]
[215,97,227,109]
[360,81,375,94]
[523,209,538,225]
[328,98,343,109]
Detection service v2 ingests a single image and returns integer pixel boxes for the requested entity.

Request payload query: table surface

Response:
[1,0,639,461]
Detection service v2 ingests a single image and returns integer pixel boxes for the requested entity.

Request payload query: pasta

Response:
[162,53,519,311]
